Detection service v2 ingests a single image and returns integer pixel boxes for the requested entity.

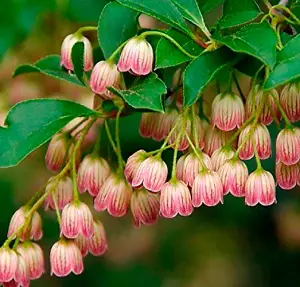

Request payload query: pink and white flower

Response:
[204,127,233,156]
[118,37,153,75]
[238,124,271,160]
[132,156,168,192]
[280,83,300,123]
[245,169,276,206]
[8,207,42,241]
[177,152,212,187]
[45,176,73,210]
[16,242,44,280]
[160,180,193,218]
[45,133,69,173]
[50,239,83,277]
[130,188,160,227]
[218,159,248,197]
[124,150,147,185]
[0,248,18,283]
[276,162,298,190]
[61,202,94,239]
[246,85,280,125]
[94,174,132,217]
[211,147,235,171]
[192,170,223,207]
[276,127,300,165]
[60,34,93,71]
[211,92,245,131]
[87,221,108,256]
[139,113,159,139]
[77,154,110,197]
[90,61,120,95]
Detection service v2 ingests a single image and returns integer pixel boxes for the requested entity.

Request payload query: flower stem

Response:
[253,138,262,170]
[171,115,186,180]
[76,26,98,34]
[157,119,181,156]
[140,31,197,59]
[226,114,256,147]
[270,90,293,128]
[116,106,125,174]
[52,193,62,226]
[72,118,96,202]
[191,104,200,150]
[232,71,246,100]
[146,144,175,156]
[66,118,88,135]
[104,120,118,153]
[108,41,129,62]
[185,132,208,170]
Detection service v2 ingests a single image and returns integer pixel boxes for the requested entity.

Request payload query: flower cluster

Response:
[1,23,299,285]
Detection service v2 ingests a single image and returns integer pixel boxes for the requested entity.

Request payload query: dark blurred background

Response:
[0,1,300,286]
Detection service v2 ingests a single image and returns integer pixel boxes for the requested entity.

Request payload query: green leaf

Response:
[170,0,210,36]
[197,0,224,14]
[109,73,166,112]
[155,29,203,69]
[218,0,262,28]
[98,2,139,59]
[265,35,300,90]
[116,0,190,35]
[13,55,85,87]
[183,47,235,107]
[0,99,97,168]
[71,42,85,85]
[213,22,277,68]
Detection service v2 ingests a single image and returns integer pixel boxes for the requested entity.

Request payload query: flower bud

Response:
[8,207,42,242]
[45,176,73,210]
[218,159,248,197]
[130,188,160,227]
[276,127,300,165]
[88,221,108,256]
[245,169,276,206]
[16,242,44,280]
[132,156,168,192]
[61,202,94,239]
[60,34,93,71]
[238,124,271,160]
[276,162,298,190]
[50,239,83,277]
[204,127,233,156]
[178,152,212,187]
[211,147,235,171]
[94,173,132,217]
[192,170,223,207]
[45,133,69,172]
[0,248,18,283]
[77,154,110,197]
[90,61,120,95]
[124,150,147,185]
[246,85,279,125]
[212,92,245,131]
[160,180,193,218]
[118,37,153,75]
[280,83,300,123]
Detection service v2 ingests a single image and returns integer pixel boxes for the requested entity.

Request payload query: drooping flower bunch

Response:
[1,1,300,285]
